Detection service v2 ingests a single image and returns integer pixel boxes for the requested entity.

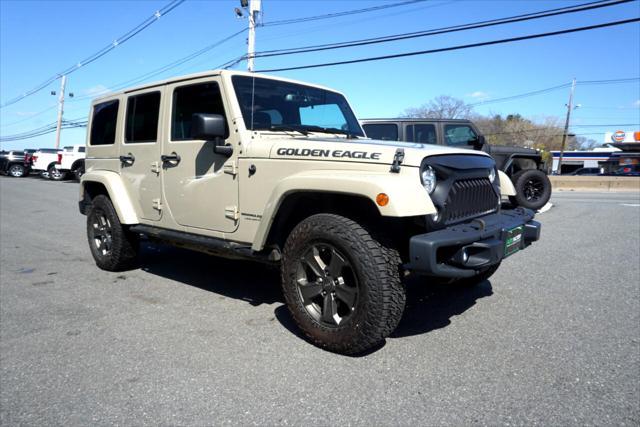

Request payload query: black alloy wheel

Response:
[296,243,358,327]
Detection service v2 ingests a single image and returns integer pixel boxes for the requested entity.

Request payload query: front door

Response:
[119,89,164,221]
[161,77,239,233]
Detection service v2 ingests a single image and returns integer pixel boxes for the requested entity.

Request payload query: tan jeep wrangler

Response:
[79,70,541,354]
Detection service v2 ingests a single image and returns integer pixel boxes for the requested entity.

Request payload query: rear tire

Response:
[281,213,406,355]
[74,164,85,181]
[87,195,139,271]
[7,164,25,178]
[509,169,551,210]
[48,165,66,181]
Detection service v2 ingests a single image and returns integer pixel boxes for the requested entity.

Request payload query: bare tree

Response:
[402,95,473,119]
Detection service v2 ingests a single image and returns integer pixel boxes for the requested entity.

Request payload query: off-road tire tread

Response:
[87,195,139,272]
[281,213,405,355]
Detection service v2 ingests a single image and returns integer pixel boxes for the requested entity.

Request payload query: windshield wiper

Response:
[299,125,360,139]
[267,125,309,136]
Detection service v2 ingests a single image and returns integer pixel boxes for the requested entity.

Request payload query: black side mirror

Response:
[191,113,233,156]
[471,134,485,150]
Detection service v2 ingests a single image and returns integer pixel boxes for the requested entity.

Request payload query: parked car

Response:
[0,150,30,177]
[568,167,602,176]
[610,165,640,176]
[31,148,62,179]
[360,118,552,210]
[55,145,86,181]
[79,69,541,355]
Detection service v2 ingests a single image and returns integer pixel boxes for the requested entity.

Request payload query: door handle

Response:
[119,153,135,166]
[161,152,181,164]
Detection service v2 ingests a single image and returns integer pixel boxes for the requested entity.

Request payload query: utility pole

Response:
[54,75,67,149]
[556,78,576,175]
[247,0,261,72]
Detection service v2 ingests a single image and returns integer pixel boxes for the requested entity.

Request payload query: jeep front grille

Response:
[442,178,498,224]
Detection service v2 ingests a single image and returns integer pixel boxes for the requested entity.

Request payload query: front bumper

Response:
[406,208,541,278]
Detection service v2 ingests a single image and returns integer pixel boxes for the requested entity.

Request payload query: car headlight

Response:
[421,166,437,194]
[488,167,496,183]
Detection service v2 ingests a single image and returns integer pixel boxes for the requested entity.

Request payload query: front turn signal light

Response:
[376,193,389,207]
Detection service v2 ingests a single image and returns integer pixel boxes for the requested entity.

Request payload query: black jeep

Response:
[361,118,552,210]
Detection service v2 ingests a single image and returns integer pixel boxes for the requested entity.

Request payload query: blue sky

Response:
[1,0,639,150]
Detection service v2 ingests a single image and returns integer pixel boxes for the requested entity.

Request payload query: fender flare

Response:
[498,170,516,196]
[252,169,436,251]
[80,170,139,224]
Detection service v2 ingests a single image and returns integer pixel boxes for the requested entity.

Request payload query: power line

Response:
[68,28,247,103]
[570,123,640,127]
[0,0,185,110]
[471,77,640,107]
[252,0,627,59]
[262,0,429,27]
[255,18,640,73]
[0,121,86,142]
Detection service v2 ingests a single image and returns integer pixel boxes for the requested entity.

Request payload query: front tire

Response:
[7,164,25,177]
[509,169,551,210]
[281,214,406,355]
[87,195,139,271]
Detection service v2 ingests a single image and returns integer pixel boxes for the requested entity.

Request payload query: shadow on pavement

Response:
[138,242,493,351]
[138,243,282,306]
[391,277,493,338]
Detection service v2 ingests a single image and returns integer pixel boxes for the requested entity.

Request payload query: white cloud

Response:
[466,91,489,100]
[83,84,109,96]
[633,99,640,107]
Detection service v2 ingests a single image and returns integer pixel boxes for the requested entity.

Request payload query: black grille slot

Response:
[442,178,498,224]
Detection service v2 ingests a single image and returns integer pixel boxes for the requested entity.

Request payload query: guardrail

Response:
[550,176,640,192]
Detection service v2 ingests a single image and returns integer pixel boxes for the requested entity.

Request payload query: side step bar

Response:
[129,224,279,264]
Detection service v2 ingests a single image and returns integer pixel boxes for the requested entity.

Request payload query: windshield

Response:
[232,75,364,137]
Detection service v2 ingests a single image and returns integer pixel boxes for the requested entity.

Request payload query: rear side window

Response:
[362,123,398,141]
[78,146,86,153]
[444,124,477,147]
[125,92,161,143]
[90,100,119,146]
[406,124,437,144]
[172,82,228,141]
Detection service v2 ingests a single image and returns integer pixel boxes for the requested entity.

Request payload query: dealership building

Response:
[551,130,640,174]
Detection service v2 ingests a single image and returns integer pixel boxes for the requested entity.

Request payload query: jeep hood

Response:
[267,136,490,167]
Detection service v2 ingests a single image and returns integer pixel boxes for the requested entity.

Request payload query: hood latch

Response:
[390,148,405,173]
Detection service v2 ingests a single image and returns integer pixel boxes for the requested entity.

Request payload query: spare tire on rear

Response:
[509,169,552,210]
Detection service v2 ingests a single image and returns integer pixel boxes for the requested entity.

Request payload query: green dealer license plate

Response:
[504,225,524,257]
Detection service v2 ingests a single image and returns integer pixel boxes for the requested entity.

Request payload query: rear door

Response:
[118,89,164,221]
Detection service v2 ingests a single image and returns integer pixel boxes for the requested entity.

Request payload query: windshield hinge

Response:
[390,148,405,173]
[223,161,238,176]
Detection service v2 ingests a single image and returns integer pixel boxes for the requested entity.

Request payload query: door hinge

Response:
[225,205,239,221]
[152,198,162,211]
[223,161,238,176]
[151,161,161,174]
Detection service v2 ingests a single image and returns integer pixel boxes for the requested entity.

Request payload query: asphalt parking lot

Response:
[1,176,639,425]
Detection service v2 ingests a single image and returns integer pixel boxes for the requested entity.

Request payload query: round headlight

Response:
[489,167,496,183]
[421,166,437,194]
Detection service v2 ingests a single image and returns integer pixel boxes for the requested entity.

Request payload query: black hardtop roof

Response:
[361,118,473,123]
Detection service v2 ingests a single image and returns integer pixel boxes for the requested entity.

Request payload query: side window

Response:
[172,82,228,141]
[406,124,437,144]
[362,124,398,141]
[125,92,161,143]
[299,104,346,129]
[78,146,86,153]
[90,100,119,146]
[444,124,477,147]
